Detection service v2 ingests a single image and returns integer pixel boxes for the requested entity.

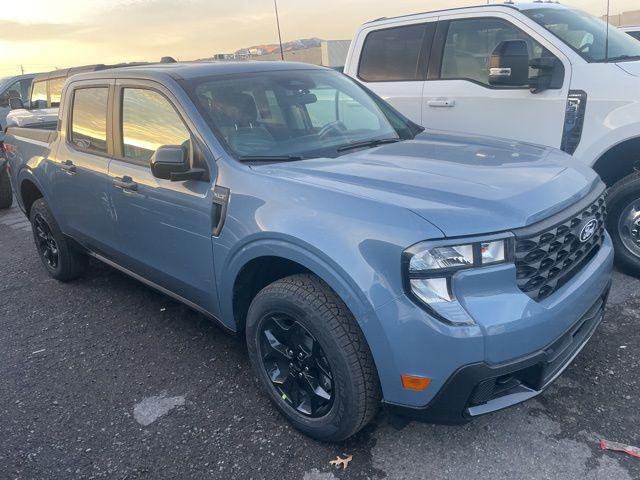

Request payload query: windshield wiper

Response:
[237,155,304,163]
[601,55,640,62]
[336,138,400,153]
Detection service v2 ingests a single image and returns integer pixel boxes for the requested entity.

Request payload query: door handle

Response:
[113,176,138,191]
[427,98,456,108]
[60,159,76,174]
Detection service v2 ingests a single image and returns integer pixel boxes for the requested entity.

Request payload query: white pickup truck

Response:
[345,2,640,275]
[621,26,640,41]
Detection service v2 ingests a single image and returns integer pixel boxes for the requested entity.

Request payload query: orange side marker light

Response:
[401,375,431,391]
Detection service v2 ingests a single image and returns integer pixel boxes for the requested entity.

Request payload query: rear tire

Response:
[0,167,12,209]
[246,273,381,441]
[30,198,87,281]
[607,172,640,276]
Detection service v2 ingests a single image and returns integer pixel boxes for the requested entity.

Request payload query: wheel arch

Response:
[221,238,375,334]
[19,176,44,217]
[592,136,640,187]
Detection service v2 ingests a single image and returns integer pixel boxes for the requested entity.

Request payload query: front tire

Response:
[30,198,87,281]
[607,172,640,276]
[246,274,381,441]
[0,167,13,209]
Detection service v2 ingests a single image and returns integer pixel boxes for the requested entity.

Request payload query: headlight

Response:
[403,236,513,324]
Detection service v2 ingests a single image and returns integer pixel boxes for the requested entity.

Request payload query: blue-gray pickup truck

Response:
[4,62,613,441]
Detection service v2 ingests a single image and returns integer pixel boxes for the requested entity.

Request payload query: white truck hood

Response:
[617,60,640,77]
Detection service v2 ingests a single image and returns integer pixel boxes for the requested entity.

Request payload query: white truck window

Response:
[441,18,544,86]
[524,8,640,62]
[358,24,429,82]
[70,87,108,154]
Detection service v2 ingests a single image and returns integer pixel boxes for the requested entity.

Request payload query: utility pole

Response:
[274,0,284,61]
[20,64,24,74]
[605,0,610,62]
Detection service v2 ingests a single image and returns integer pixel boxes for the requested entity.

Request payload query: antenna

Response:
[605,0,610,62]
[274,0,284,61]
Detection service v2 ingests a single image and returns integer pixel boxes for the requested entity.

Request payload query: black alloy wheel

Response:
[33,213,59,269]
[259,313,334,418]
[29,198,87,281]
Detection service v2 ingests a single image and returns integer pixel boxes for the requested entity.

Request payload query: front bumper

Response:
[384,285,609,424]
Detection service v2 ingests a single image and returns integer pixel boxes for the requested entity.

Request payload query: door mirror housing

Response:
[8,97,25,110]
[489,40,530,87]
[150,145,205,182]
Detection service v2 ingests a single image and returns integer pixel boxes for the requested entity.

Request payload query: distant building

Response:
[213,53,235,61]
[603,9,640,26]
[321,40,351,68]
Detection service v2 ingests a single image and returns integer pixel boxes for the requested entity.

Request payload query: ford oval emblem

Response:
[579,218,598,243]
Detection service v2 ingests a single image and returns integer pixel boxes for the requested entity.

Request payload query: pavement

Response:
[1,202,639,480]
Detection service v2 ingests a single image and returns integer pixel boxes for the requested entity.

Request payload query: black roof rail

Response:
[32,57,179,82]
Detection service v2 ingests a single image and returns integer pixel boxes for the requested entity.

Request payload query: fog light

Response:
[401,375,431,391]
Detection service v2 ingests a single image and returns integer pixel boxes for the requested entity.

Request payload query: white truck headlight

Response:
[403,236,513,324]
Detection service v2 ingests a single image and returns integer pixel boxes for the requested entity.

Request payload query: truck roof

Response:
[68,61,327,83]
[365,2,571,25]
[32,60,169,83]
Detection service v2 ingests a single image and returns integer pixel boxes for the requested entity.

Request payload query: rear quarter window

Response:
[358,24,429,82]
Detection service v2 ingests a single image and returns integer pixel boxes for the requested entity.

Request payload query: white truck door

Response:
[422,14,570,148]
[349,19,438,125]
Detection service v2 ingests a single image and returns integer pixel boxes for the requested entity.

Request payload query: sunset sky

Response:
[1,0,638,76]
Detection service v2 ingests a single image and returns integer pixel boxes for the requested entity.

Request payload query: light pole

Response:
[274,0,284,61]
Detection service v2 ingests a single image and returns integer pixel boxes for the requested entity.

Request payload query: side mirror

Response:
[9,97,25,110]
[150,145,205,181]
[489,40,530,87]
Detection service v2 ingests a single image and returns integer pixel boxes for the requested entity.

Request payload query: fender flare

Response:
[217,235,397,381]
[16,166,49,215]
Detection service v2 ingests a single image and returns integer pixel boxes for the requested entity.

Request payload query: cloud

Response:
[0,20,93,42]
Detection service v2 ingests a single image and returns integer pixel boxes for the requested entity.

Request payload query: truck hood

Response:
[254,131,600,237]
[616,60,640,77]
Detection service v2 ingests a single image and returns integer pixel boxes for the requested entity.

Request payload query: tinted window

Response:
[121,88,190,162]
[70,87,109,154]
[358,24,427,82]
[441,18,547,86]
[628,31,640,41]
[187,70,403,159]
[30,81,47,108]
[48,77,65,107]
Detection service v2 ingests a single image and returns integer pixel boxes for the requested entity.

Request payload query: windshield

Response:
[523,8,640,62]
[183,69,418,160]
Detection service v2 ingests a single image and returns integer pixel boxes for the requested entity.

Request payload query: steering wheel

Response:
[318,121,348,140]
[578,42,592,53]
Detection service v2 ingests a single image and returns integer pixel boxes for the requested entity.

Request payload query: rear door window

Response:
[121,88,191,163]
[358,24,431,82]
[30,81,47,108]
[48,77,66,107]
[70,87,109,154]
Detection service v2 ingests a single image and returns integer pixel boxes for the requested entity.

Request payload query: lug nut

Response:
[304,366,309,372]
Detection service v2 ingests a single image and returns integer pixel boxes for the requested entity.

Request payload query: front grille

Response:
[515,192,606,301]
